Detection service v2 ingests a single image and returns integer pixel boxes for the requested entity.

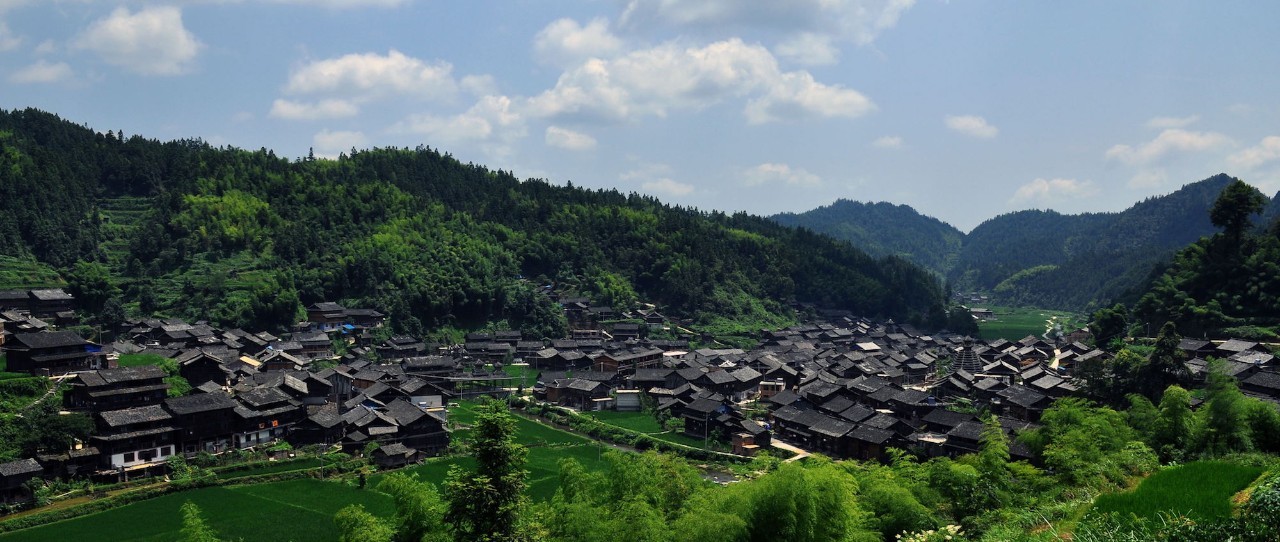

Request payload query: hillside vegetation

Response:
[0,108,948,335]
[774,174,1278,312]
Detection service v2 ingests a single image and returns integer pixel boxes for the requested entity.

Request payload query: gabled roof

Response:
[997,385,1049,409]
[0,458,42,478]
[810,414,855,438]
[100,404,171,427]
[848,425,893,444]
[76,365,167,387]
[10,330,90,349]
[165,392,237,415]
[237,387,292,408]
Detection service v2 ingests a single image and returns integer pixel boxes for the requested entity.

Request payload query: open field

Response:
[116,354,171,368]
[0,401,628,540]
[0,479,394,542]
[976,305,1083,342]
[1088,461,1265,523]
[588,410,663,433]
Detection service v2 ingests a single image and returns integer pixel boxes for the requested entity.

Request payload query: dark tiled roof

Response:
[166,392,237,415]
[11,330,89,349]
[0,458,42,477]
[100,405,172,427]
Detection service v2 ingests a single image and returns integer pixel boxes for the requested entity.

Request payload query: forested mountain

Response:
[771,200,965,275]
[1124,179,1280,338]
[0,108,948,335]
[775,174,1270,312]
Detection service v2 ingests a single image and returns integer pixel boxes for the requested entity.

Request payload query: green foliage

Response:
[179,501,224,542]
[376,473,449,542]
[1153,386,1194,462]
[1082,461,1265,538]
[771,199,966,276]
[443,399,529,542]
[1089,303,1128,349]
[65,260,119,315]
[1020,397,1147,488]
[1209,179,1267,241]
[335,504,395,542]
[0,108,951,335]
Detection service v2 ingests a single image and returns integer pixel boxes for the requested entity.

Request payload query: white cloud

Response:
[642,178,695,196]
[872,135,902,149]
[72,6,202,76]
[1145,114,1199,129]
[774,33,839,66]
[534,18,623,68]
[460,74,497,96]
[745,71,874,124]
[312,129,368,158]
[1105,128,1230,165]
[617,0,915,47]
[1229,136,1280,171]
[743,162,821,187]
[545,126,597,151]
[34,39,56,54]
[9,60,72,84]
[269,98,359,120]
[266,0,408,7]
[1128,170,1167,189]
[945,115,998,138]
[1010,178,1098,204]
[621,163,693,196]
[395,95,525,150]
[528,38,873,125]
[0,21,20,52]
[284,49,456,100]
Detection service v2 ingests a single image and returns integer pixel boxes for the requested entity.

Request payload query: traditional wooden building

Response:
[65,365,171,411]
[3,331,102,375]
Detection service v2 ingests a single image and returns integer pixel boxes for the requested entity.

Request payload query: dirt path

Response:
[770,440,810,462]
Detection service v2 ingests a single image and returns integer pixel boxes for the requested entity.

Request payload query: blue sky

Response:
[3,0,1279,231]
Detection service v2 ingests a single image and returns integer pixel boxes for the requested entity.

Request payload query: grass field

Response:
[976,305,1083,342]
[116,353,171,368]
[583,410,711,448]
[0,479,394,542]
[1089,461,1265,523]
[1,401,616,541]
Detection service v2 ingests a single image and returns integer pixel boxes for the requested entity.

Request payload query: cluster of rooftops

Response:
[3,296,1279,505]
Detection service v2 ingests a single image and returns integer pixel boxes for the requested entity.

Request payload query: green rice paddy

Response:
[975,305,1083,342]
[1088,461,1265,523]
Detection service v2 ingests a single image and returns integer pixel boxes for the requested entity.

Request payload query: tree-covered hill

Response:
[774,174,1262,312]
[772,200,965,276]
[0,108,947,335]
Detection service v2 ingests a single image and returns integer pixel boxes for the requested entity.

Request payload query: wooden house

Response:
[4,331,102,375]
[65,365,170,411]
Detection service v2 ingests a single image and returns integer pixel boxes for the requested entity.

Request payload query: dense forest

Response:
[0,108,949,336]
[1097,179,1280,340]
[774,174,1280,313]
[772,200,966,275]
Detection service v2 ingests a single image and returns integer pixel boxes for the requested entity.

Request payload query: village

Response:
[3,287,1280,509]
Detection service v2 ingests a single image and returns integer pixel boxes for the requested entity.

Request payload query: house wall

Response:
[110,444,175,469]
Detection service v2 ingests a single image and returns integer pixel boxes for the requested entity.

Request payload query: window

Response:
[161,446,172,457]
[123,452,135,463]
[139,449,156,461]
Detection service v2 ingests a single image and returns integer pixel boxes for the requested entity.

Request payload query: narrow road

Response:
[770,440,810,463]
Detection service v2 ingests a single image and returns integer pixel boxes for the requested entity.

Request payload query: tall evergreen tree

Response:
[443,399,530,542]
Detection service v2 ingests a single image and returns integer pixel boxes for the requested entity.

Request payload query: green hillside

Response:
[0,108,948,335]
[775,174,1257,312]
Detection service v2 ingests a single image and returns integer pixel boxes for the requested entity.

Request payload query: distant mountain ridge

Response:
[772,174,1279,311]
[772,200,965,275]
